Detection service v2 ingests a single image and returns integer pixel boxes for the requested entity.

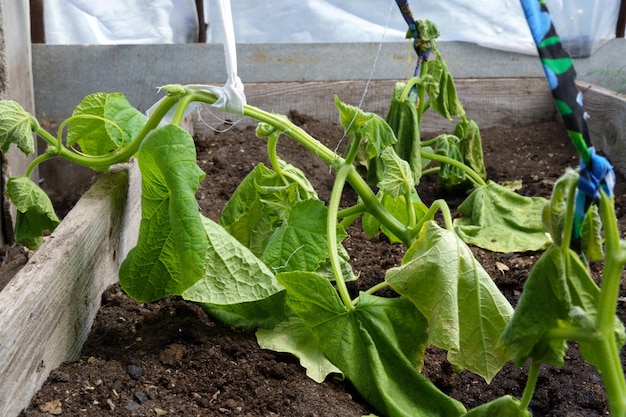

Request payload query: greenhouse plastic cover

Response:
[44,0,619,56]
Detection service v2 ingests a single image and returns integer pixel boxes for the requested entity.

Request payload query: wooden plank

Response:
[577,81,626,177]
[0,161,141,417]
[0,0,37,246]
[192,78,557,137]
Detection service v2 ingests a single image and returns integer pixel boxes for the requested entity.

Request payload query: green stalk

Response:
[593,191,626,416]
[420,150,487,187]
[328,165,356,311]
[191,90,414,246]
[266,132,285,177]
[519,361,541,411]
[39,95,181,170]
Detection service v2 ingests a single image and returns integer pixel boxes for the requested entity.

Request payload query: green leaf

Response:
[581,204,603,261]
[464,395,531,417]
[454,181,551,253]
[119,124,207,302]
[278,271,465,417]
[67,92,147,156]
[453,118,486,181]
[200,291,288,331]
[433,134,467,190]
[219,162,316,256]
[542,169,578,246]
[424,51,465,120]
[334,96,397,171]
[386,221,513,382]
[262,199,347,274]
[499,246,600,366]
[183,215,283,303]
[362,190,428,243]
[184,216,288,329]
[377,147,415,198]
[382,82,422,184]
[256,316,343,383]
[0,100,37,155]
[6,176,60,250]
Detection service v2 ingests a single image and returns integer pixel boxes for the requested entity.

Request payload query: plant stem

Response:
[519,361,541,411]
[594,191,626,416]
[420,150,486,187]
[38,95,181,171]
[266,132,284,176]
[327,165,356,311]
[190,90,414,245]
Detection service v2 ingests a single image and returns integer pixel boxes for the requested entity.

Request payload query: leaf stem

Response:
[519,361,541,411]
[328,165,356,311]
[420,150,486,187]
[594,191,626,416]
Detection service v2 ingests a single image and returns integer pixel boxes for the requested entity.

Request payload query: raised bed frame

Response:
[0,40,625,417]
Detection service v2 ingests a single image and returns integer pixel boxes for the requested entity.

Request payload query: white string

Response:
[332,0,395,157]
[194,105,246,133]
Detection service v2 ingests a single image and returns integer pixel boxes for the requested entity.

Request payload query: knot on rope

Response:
[578,148,615,201]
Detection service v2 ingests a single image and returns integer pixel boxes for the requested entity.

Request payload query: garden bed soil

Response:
[5,110,626,416]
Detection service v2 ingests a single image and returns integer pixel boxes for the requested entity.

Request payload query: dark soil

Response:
[7,110,626,416]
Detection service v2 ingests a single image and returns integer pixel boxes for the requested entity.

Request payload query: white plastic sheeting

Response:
[44,0,619,56]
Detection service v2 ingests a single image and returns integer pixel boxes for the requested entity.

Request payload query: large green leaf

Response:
[0,100,36,155]
[183,215,287,330]
[262,199,347,274]
[6,176,60,249]
[256,316,343,383]
[386,221,513,382]
[119,124,207,302]
[278,271,466,417]
[500,245,625,367]
[67,92,147,156]
[183,215,283,304]
[454,181,551,253]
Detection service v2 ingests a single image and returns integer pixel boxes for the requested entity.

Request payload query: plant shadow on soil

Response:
[5,111,626,416]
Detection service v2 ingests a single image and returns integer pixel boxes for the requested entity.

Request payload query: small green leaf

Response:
[334,96,397,171]
[6,176,60,250]
[119,124,207,302]
[433,134,467,190]
[362,190,428,243]
[382,82,422,184]
[454,181,551,253]
[453,118,486,181]
[386,221,513,382]
[542,169,578,246]
[464,395,531,417]
[581,204,603,261]
[0,100,37,155]
[262,199,347,274]
[256,316,343,383]
[219,162,316,256]
[424,51,465,120]
[377,147,415,199]
[278,271,466,417]
[67,92,147,156]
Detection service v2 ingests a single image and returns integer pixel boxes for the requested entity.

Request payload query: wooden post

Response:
[0,0,37,245]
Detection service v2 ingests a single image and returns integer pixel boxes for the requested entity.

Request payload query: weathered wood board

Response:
[0,161,141,417]
[577,81,626,177]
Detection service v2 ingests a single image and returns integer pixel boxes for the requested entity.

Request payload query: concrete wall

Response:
[0,0,36,245]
